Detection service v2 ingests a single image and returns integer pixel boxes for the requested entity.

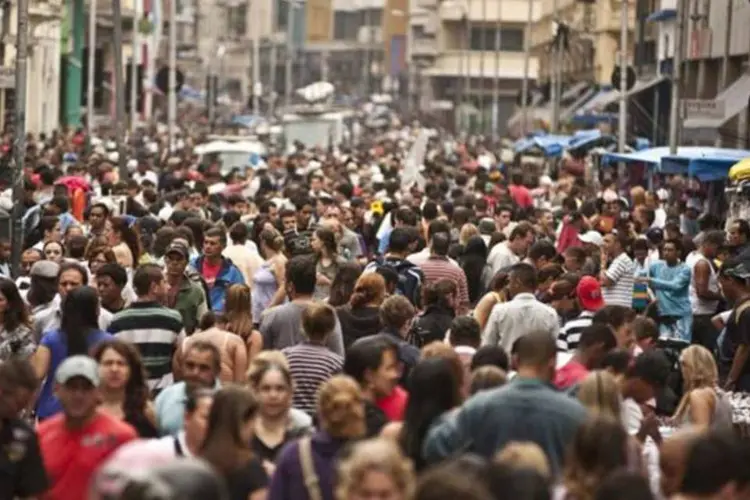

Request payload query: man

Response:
[281,208,314,257]
[525,240,557,270]
[557,275,605,353]
[191,227,244,312]
[620,349,670,440]
[38,356,136,500]
[417,230,470,314]
[222,221,263,285]
[32,215,61,251]
[86,202,110,238]
[96,262,130,314]
[364,226,424,306]
[108,264,184,393]
[494,204,516,237]
[164,241,208,335]
[0,359,48,499]
[260,256,345,356]
[322,205,363,261]
[486,222,535,277]
[554,324,617,390]
[509,173,533,210]
[659,428,703,499]
[717,258,750,391]
[155,341,221,436]
[686,230,725,350]
[16,248,42,292]
[150,388,214,457]
[406,217,457,268]
[423,330,587,473]
[482,263,559,354]
[728,219,750,258]
[600,231,635,308]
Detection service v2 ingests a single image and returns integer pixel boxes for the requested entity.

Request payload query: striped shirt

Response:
[557,310,595,352]
[418,256,470,313]
[602,253,635,308]
[108,301,184,391]
[282,343,344,415]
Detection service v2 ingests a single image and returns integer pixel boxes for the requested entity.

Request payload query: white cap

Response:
[578,230,604,246]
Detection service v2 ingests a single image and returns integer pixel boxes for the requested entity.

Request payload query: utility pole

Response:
[716,0,732,147]
[112,0,128,179]
[361,9,371,97]
[252,1,261,114]
[130,0,141,133]
[464,13,471,133]
[669,0,685,154]
[10,0,28,277]
[86,0,97,136]
[457,12,465,132]
[550,0,560,133]
[284,0,295,108]
[167,0,177,151]
[479,0,486,133]
[491,0,501,140]
[618,0,627,153]
[520,0,533,134]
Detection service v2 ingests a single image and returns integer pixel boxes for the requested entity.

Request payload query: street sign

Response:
[682,99,725,120]
[0,67,14,89]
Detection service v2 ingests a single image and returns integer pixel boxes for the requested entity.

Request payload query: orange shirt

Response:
[38,411,137,500]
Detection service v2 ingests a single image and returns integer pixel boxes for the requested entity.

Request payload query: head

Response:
[470,345,510,372]
[592,305,636,350]
[577,324,617,369]
[345,336,401,399]
[632,316,659,352]
[20,248,42,276]
[507,263,537,298]
[247,360,293,420]
[379,295,416,338]
[508,223,535,256]
[662,239,682,265]
[92,340,149,418]
[678,345,718,393]
[164,242,190,279]
[55,355,101,424]
[728,219,750,248]
[577,370,622,420]
[513,329,558,382]
[88,203,110,231]
[132,263,168,303]
[43,240,65,263]
[449,316,481,349]
[527,241,557,270]
[183,389,214,452]
[96,263,128,308]
[494,442,551,479]
[182,341,221,391]
[317,375,366,440]
[201,227,226,260]
[285,256,317,299]
[701,230,726,260]
[0,358,39,420]
[302,302,337,344]
[40,215,62,243]
[718,258,750,303]
[311,226,338,257]
[349,272,387,309]
[200,386,259,473]
[0,277,30,333]
[58,262,87,298]
[328,262,364,307]
[622,349,670,404]
[336,438,416,500]
[602,231,629,258]
[87,246,117,276]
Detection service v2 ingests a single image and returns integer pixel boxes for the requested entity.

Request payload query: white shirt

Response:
[602,252,636,308]
[486,241,520,276]
[407,248,459,268]
[685,251,720,315]
[133,170,159,187]
[482,292,559,353]
[151,431,195,458]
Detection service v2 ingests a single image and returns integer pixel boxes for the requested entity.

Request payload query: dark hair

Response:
[595,470,655,500]
[344,336,399,385]
[388,227,413,253]
[509,222,534,241]
[632,317,658,343]
[427,220,452,241]
[578,324,617,351]
[61,286,100,357]
[66,234,89,260]
[470,345,510,372]
[286,256,317,296]
[702,230,726,248]
[422,201,438,221]
[450,316,481,348]
[0,278,30,334]
[302,303,337,341]
[430,232,451,256]
[39,216,59,236]
[592,305,636,330]
[680,430,742,496]
[153,227,178,258]
[185,388,215,414]
[662,238,683,255]
[422,279,457,309]
[626,349,670,388]
[600,349,632,375]
[92,339,150,422]
[111,216,142,261]
[510,263,538,290]
[484,464,551,500]
[400,358,463,471]
[0,357,38,392]
[528,240,557,263]
[314,226,338,256]
[183,218,207,251]
[96,263,128,289]
[228,222,248,245]
[632,238,649,252]
[732,219,750,240]
[328,262,362,307]
[203,227,227,247]
[222,210,241,229]
[132,263,165,297]
[58,261,88,284]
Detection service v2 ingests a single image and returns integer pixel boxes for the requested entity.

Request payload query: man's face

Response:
[165,252,188,278]
[297,204,313,228]
[324,206,341,220]
[202,236,223,258]
[183,349,217,390]
[0,383,33,420]
[0,241,10,262]
[189,192,204,208]
[310,177,323,192]
[89,207,107,229]
[662,242,679,264]
[233,201,248,215]
[96,275,121,305]
[56,377,99,420]
[729,223,745,247]
[496,210,512,229]
[603,234,617,256]
[267,205,278,222]
[59,269,84,298]
[20,250,40,276]
[282,215,296,232]
[151,277,168,303]
[46,222,62,242]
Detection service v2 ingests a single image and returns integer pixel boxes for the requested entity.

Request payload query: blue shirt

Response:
[36,329,113,419]
[155,380,221,436]
[649,261,692,317]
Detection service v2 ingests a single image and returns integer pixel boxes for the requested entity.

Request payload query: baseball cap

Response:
[55,355,100,386]
[30,260,60,279]
[165,241,189,259]
[578,230,604,247]
[576,276,605,311]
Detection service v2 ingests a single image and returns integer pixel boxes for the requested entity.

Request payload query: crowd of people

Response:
[0,129,748,500]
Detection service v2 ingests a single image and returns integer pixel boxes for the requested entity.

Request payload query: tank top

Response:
[686,251,719,315]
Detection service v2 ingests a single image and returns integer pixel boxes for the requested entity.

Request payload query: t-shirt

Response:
[38,411,137,500]
[201,259,221,288]
[554,359,589,390]
[377,386,409,421]
[602,253,635,308]
[719,298,750,377]
[225,458,268,500]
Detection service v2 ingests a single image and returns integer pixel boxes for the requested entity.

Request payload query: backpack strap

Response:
[299,436,323,500]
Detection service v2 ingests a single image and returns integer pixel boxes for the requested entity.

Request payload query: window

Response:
[276,0,289,31]
[469,27,525,51]
[228,5,247,37]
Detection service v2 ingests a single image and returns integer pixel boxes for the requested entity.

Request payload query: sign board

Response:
[0,68,14,89]
[682,99,725,120]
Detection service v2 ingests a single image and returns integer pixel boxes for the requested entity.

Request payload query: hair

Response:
[86,244,118,266]
[470,345,510,372]
[203,227,227,248]
[302,303,337,342]
[314,226,338,257]
[673,345,720,421]
[228,222,248,245]
[246,355,293,393]
[422,279,458,310]
[469,366,507,395]
[65,234,89,260]
[344,336,399,386]
[592,305,636,330]
[60,286,100,357]
[185,340,222,375]
[328,262,363,307]
[95,263,128,289]
[336,438,415,500]
[387,227,413,253]
[562,417,630,500]
[632,316,659,343]
[459,223,480,246]
[680,430,747,496]
[349,272,387,309]
[259,228,284,254]
[414,460,494,500]
[594,470,655,500]
[379,295,416,330]
[92,339,150,422]
[514,330,557,369]
[40,215,60,237]
[182,218,207,250]
[132,263,165,297]
[286,256,317,296]
[577,371,622,420]
[494,442,551,479]
[528,240,557,264]
[449,316,481,348]
[199,386,259,474]
[111,216,142,261]
[0,357,39,392]
[601,349,633,376]
[626,349,670,388]
[0,277,31,334]
[223,284,254,341]
[578,324,617,351]
[509,263,538,290]
[316,375,366,440]
[509,222,534,241]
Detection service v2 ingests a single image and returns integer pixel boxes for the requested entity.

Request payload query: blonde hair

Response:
[336,438,415,500]
[577,371,622,420]
[674,345,719,421]
[459,223,480,246]
[494,441,551,479]
[317,375,366,440]
[224,284,255,340]
[246,350,291,389]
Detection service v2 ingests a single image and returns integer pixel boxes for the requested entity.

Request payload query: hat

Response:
[165,241,189,259]
[576,276,605,311]
[578,230,604,247]
[30,260,59,279]
[55,355,100,386]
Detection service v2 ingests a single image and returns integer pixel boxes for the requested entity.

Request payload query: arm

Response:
[249,489,268,500]
[648,266,691,292]
[144,401,157,427]
[30,346,50,383]
[693,261,724,301]
[248,330,263,362]
[233,338,249,383]
[259,313,274,350]
[726,344,750,389]
[456,272,471,316]
[422,407,473,465]
[481,306,500,347]
[325,317,346,356]
[473,294,497,332]
[268,259,287,307]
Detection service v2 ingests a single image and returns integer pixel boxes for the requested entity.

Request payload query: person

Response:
[31,286,113,420]
[109,216,141,269]
[199,386,268,500]
[42,240,65,264]
[149,388,214,458]
[252,229,287,324]
[677,430,746,500]
[686,230,724,350]
[223,221,263,285]
[658,428,703,498]
[672,345,732,429]
[423,330,588,473]
[557,276,605,353]
[108,263,184,393]
[191,227,245,312]
[555,324,617,390]
[164,241,209,335]
[327,261,363,307]
[486,222,535,277]
[223,283,263,361]
[365,226,424,306]
[0,358,49,499]
[460,235,489,306]
[376,295,420,384]
[155,340,222,435]
[415,279,458,345]
[96,262,130,314]
[592,305,637,351]
[335,438,416,500]
[576,371,622,420]
[599,231,635,308]
[482,263,559,354]
[594,470,655,500]
[620,349,671,440]
[260,256,345,356]
[183,312,248,383]
[0,277,35,361]
[38,355,137,500]
[336,272,386,349]
[311,226,347,300]
[268,375,367,500]
[417,229,470,314]
[93,339,158,437]
[282,303,344,415]
[716,258,750,391]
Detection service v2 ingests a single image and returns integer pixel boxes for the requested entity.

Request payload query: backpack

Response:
[367,257,424,307]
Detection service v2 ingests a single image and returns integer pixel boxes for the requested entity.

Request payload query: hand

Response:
[316,273,332,286]
[724,379,737,392]
[638,412,661,442]
[635,276,650,284]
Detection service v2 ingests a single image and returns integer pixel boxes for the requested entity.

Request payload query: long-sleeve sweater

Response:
[648,261,692,317]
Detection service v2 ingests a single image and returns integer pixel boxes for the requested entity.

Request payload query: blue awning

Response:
[603,146,750,180]
[647,9,677,22]
[513,134,572,157]
[567,129,616,151]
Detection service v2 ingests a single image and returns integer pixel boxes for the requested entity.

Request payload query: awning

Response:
[647,9,677,22]
[602,146,750,180]
[683,73,750,129]
[561,86,598,122]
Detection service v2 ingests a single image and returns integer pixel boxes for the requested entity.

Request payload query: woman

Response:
[577,371,622,420]
[248,358,313,469]
[473,271,510,332]
[224,284,263,361]
[311,226,346,301]
[335,438,415,500]
[183,312,248,383]
[86,245,118,283]
[414,280,457,346]
[673,345,733,428]
[268,375,367,500]
[337,272,386,349]
[199,386,268,500]
[93,339,158,437]
[327,262,362,307]
[459,235,488,306]
[109,216,141,269]
[31,286,113,420]
[0,277,35,361]
[252,229,287,325]
[42,240,65,264]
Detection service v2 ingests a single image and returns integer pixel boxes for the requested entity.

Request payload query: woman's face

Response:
[98,347,131,390]
[367,350,401,398]
[44,243,64,263]
[256,369,292,418]
[310,233,322,253]
[184,397,213,447]
[66,226,84,240]
[89,252,108,274]
[350,470,403,500]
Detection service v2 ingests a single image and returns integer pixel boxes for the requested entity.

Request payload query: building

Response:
[410,0,541,136]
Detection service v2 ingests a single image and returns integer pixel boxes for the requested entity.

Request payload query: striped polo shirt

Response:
[282,343,344,415]
[602,253,635,308]
[108,301,184,391]
[418,255,471,312]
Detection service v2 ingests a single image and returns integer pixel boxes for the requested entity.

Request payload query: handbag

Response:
[299,436,323,500]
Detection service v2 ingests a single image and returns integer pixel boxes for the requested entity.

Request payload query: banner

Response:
[306,0,333,44]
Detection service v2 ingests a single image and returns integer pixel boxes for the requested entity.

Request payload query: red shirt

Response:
[38,411,137,500]
[509,184,533,209]
[377,386,409,421]
[554,359,589,390]
[201,259,222,288]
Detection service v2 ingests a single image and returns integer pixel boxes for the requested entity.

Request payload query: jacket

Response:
[173,274,208,335]
[190,256,245,312]
[336,305,382,349]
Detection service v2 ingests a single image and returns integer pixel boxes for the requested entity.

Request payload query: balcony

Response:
[411,37,438,57]
[425,51,538,80]
[440,0,542,23]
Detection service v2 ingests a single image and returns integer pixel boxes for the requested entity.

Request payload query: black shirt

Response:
[720,297,750,378]
[225,457,268,500]
[0,418,48,500]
